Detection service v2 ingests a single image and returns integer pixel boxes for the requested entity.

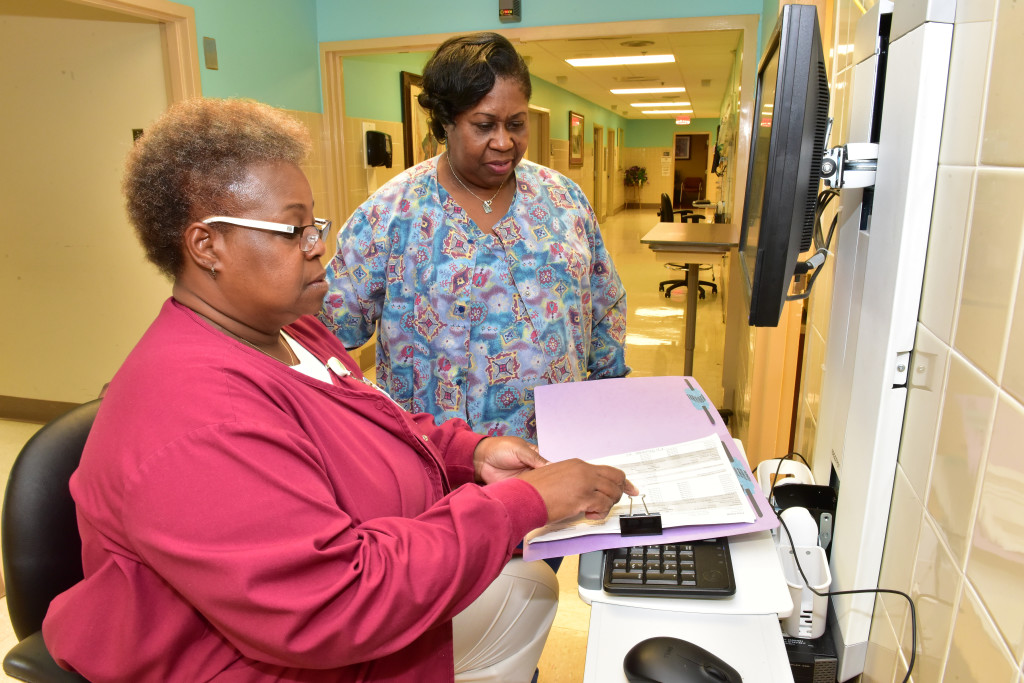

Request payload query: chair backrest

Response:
[658,193,675,222]
[682,177,704,194]
[2,400,99,639]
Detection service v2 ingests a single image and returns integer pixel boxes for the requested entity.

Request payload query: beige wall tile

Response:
[927,354,997,562]
[919,167,972,343]
[899,324,949,498]
[957,0,997,23]
[864,606,900,683]
[879,469,924,639]
[905,519,961,682]
[954,169,1024,380]
[938,21,992,166]
[1002,263,1024,404]
[967,393,1024,654]
[944,585,1020,681]
[980,1,1024,166]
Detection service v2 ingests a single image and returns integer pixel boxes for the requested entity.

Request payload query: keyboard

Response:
[601,537,736,598]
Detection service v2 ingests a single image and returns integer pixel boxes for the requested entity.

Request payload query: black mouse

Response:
[623,636,742,683]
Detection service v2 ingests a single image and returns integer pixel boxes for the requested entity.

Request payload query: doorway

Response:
[527,105,551,166]
[318,16,759,233]
[673,132,711,210]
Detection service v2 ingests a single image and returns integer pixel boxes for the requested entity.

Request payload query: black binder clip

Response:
[618,495,663,537]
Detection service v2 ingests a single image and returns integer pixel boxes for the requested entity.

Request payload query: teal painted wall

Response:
[343,53,432,121]
[315,0,764,42]
[529,77,627,140]
[179,0,321,112]
[178,0,768,121]
[625,118,719,149]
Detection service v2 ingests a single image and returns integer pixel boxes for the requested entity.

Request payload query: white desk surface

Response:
[583,605,794,683]
[578,530,793,617]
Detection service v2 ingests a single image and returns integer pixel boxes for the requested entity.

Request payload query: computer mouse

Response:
[623,636,742,683]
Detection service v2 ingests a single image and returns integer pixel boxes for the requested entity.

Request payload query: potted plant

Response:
[624,165,647,186]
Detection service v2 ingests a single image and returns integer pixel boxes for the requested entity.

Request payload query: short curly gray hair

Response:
[123,98,311,277]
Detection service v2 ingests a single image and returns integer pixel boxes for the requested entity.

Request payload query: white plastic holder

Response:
[779,544,831,639]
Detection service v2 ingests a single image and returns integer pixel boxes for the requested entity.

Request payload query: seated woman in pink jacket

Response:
[41,98,634,682]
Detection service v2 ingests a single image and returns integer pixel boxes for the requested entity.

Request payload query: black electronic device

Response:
[738,3,830,326]
[602,538,735,598]
[498,0,521,22]
[623,636,741,683]
[783,633,838,682]
[365,130,392,168]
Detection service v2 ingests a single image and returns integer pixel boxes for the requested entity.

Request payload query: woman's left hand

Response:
[473,436,548,484]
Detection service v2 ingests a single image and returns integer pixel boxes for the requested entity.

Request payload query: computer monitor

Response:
[739,4,830,327]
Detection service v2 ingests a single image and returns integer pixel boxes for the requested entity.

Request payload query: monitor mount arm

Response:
[820,118,879,190]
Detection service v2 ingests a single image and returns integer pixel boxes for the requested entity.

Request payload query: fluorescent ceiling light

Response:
[566,54,675,67]
[610,86,686,94]
[641,109,691,114]
[630,101,690,107]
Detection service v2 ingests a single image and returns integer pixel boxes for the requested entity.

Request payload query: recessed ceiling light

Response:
[611,86,686,94]
[566,54,674,67]
[630,101,690,107]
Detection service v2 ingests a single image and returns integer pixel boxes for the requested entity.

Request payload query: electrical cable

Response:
[785,189,841,303]
[767,454,917,683]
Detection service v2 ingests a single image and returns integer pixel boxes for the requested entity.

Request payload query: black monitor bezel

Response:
[738,4,829,327]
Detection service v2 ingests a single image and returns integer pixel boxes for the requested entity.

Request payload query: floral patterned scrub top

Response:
[319,156,629,441]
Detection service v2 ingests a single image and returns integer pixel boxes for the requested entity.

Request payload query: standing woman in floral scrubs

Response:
[321,32,629,443]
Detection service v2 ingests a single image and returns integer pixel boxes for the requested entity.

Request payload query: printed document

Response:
[526,434,755,545]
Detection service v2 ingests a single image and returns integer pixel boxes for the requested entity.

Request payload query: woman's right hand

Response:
[518,459,638,523]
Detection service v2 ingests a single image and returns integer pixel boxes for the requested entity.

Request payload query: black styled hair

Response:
[418,32,532,142]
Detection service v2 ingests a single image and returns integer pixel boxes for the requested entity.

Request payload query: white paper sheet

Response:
[526,434,755,545]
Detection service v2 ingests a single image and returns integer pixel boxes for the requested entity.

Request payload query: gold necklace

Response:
[445,152,510,214]
[236,334,298,366]
[195,311,297,366]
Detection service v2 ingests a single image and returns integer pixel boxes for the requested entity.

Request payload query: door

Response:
[0,0,188,404]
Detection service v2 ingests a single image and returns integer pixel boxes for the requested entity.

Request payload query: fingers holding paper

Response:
[519,459,638,523]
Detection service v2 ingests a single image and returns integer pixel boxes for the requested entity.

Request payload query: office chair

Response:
[656,193,717,300]
[2,400,98,682]
[678,176,704,208]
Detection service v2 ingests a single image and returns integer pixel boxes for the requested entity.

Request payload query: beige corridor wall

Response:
[0,7,171,404]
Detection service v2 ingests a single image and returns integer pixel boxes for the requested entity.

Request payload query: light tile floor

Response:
[0,207,726,681]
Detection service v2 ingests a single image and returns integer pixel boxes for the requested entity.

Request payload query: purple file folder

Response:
[524,376,778,561]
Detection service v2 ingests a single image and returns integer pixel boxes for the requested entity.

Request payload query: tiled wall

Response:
[622,146,674,208]
[288,109,330,227]
[818,2,1024,680]
[341,117,406,218]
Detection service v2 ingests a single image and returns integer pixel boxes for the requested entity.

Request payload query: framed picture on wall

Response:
[401,71,441,168]
[674,134,691,160]
[569,111,584,166]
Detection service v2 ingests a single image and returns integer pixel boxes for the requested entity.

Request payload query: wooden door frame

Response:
[71,0,200,101]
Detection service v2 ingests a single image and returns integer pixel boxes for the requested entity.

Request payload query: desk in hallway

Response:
[640,223,740,376]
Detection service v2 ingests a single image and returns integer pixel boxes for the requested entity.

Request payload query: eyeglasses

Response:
[201,216,332,253]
